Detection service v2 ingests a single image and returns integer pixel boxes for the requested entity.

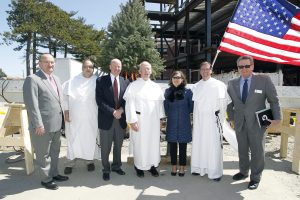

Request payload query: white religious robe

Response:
[123,78,165,170]
[62,73,100,161]
[191,77,232,179]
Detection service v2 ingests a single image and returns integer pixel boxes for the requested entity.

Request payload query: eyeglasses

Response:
[83,65,94,69]
[237,64,251,69]
[41,61,55,65]
[172,76,182,79]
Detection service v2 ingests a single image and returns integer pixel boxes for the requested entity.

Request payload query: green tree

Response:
[0,68,7,78]
[99,0,164,78]
[67,17,104,62]
[3,0,44,75]
[3,0,104,75]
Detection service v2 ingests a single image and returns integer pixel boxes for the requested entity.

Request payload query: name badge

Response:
[255,89,262,94]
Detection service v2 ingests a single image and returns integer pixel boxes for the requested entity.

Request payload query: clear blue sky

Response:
[0,0,158,77]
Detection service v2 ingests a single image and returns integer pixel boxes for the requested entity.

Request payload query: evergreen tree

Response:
[3,0,43,75]
[0,68,7,78]
[2,0,104,75]
[99,0,164,78]
[67,18,104,62]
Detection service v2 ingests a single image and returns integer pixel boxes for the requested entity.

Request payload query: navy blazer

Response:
[96,75,130,130]
[164,87,193,143]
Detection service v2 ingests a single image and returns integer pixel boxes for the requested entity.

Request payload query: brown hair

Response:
[82,58,94,67]
[168,70,187,87]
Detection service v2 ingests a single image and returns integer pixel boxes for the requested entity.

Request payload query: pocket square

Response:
[255,89,262,94]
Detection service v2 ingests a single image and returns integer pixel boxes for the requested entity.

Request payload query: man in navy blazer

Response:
[96,58,129,181]
[227,55,281,190]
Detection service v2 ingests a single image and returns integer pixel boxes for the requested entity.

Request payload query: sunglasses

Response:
[172,76,182,79]
[83,65,94,69]
[237,64,251,69]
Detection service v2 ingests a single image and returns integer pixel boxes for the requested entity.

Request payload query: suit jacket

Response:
[96,74,129,130]
[23,70,64,133]
[227,74,281,132]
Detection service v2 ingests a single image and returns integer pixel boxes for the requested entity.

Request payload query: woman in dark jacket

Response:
[164,71,193,176]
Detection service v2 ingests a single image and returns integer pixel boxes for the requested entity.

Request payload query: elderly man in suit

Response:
[96,58,129,181]
[227,55,281,190]
[23,53,68,190]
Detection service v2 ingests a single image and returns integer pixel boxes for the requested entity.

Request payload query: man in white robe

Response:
[62,59,100,174]
[191,61,232,181]
[123,61,165,178]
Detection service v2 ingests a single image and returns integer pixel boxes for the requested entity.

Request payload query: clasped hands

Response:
[113,108,124,119]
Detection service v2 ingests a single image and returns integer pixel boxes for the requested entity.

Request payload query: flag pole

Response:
[211,49,221,70]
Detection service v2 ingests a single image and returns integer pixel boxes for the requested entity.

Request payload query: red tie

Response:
[113,77,119,109]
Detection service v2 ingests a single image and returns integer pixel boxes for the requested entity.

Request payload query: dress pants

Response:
[100,119,125,173]
[30,130,61,183]
[236,121,266,182]
[169,142,187,166]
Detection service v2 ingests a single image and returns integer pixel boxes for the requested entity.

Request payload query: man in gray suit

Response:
[23,53,68,190]
[227,55,281,190]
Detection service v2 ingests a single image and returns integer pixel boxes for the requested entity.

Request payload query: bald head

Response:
[110,58,122,77]
[139,61,152,81]
[38,53,55,75]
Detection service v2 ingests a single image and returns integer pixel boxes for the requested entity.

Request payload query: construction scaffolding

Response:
[143,0,300,84]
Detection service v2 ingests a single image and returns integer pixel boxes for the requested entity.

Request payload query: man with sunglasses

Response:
[227,55,281,190]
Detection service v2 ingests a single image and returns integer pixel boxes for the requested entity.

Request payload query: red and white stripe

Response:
[219,18,300,66]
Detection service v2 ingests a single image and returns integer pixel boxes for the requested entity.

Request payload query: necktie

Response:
[242,79,248,104]
[113,77,119,108]
[49,75,59,96]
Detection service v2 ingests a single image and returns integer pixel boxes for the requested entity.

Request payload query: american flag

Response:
[218,0,300,66]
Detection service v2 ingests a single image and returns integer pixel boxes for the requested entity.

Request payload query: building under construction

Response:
[142,0,300,85]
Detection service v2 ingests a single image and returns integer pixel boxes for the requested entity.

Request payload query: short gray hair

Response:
[199,61,212,69]
[236,55,254,65]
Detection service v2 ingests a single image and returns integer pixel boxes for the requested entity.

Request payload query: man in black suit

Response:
[96,58,129,181]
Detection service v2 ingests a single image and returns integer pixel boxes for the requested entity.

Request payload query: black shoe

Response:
[213,177,222,182]
[112,169,126,175]
[148,166,159,177]
[178,172,185,177]
[134,166,144,178]
[103,173,110,181]
[192,172,200,176]
[248,180,259,190]
[171,172,177,176]
[232,172,248,181]
[53,174,69,182]
[64,167,72,175]
[87,163,95,172]
[41,181,58,190]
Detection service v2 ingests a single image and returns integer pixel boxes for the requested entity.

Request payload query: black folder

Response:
[255,108,273,128]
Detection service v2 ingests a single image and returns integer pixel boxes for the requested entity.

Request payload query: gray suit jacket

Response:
[23,70,64,133]
[227,74,281,132]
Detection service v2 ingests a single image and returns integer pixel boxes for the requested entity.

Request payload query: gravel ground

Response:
[121,133,300,198]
